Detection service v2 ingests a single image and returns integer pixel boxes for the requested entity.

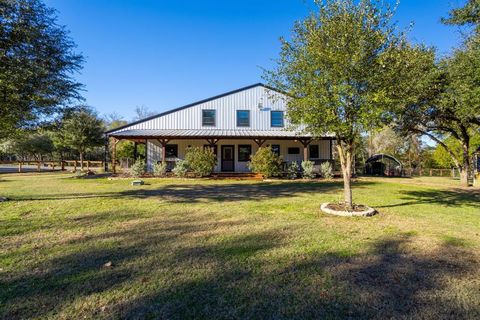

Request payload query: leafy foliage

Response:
[3,132,53,160]
[0,0,84,138]
[248,147,282,178]
[286,161,300,179]
[130,159,146,177]
[265,0,429,207]
[172,160,189,178]
[319,162,333,179]
[153,161,168,177]
[442,0,480,32]
[184,147,216,177]
[58,107,105,168]
[301,160,315,179]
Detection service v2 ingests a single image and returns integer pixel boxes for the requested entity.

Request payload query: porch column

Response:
[157,138,170,164]
[299,138,312,162]
[104,135,109,172]
[111,137,120,174]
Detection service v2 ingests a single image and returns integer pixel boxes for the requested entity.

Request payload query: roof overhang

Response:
[107,129,333,141]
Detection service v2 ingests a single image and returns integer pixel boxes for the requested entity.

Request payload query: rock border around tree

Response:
[320,203,377,217]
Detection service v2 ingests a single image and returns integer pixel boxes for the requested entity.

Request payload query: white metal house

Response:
[106,83,335,173]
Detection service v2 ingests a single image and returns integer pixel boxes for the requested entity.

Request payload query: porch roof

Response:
[108,129,332,140]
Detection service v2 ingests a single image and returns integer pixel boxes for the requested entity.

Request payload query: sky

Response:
[44,0,468,121]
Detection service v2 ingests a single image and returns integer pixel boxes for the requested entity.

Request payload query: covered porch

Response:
[107,129,335,174]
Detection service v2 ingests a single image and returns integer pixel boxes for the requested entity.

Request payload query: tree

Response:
[265,0,432,209]
[0,0,84,139]
[442,0,480,32]
[397,34,480,186]
[59,107,105,169]
[4,131,53,160]
[133,105,155,121]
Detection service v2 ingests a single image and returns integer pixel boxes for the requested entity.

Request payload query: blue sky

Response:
[45,0,467,120]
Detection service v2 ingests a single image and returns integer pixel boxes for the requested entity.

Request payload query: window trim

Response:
[270,111,284,127]
[238,144,252,162]
[236,110,250,127]
[202,109,216,127]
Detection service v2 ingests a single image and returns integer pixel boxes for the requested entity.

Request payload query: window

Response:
[202,110,216,126]
[271,144,280,156]
[271,111,284,127]
[236,110,250,127]
[238,145,252,162]
[309,145,319,159]
[203,144,218,156]
[165,144,178,158]
[288,147,300,155]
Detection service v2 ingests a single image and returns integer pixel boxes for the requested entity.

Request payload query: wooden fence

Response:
[405,168,457,177]
[0,160,104,173]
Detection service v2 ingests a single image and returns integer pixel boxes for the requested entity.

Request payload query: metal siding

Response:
[112,85,290,133]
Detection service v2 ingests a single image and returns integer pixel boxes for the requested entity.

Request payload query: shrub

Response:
[286,161,300,179]
[184,147,216,177]
[248,147,282,178]
[319,161,333,179]
[301,160,315,179]
[172,160,189,178]
[153,161,168,177]
[130,159,146,177]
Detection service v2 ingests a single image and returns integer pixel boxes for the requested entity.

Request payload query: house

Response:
[106,83,335,173]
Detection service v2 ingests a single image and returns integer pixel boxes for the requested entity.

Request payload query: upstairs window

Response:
[236,110,250,127]
[271,111,284,127]
[202,110,216,126]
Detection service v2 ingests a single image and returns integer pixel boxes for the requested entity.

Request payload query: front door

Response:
[221,145,235,172]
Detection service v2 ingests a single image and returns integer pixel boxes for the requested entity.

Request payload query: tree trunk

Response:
[337,142,354,210]
[460,145,471,187]
[80,152,84,171]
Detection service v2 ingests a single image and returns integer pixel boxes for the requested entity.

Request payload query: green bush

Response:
[130,159,146,177]
[319,161,333,179]
[301,160,315,179]
[248,147,282,178]
[286,161,300,179]
[172,160,189,178]
[153,161,168,177]
[184,147,216,177]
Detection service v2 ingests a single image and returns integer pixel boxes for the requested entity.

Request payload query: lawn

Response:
[0,173,479,319]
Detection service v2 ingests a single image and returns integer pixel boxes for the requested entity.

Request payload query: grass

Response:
[0,173,479,319]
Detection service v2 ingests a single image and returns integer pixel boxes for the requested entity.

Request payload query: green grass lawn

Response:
[1,173,479,319]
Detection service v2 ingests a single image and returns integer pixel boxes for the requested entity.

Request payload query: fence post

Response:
[18,162,22,173]
[87,161,90,171]
[429,169,433,176]
[61,161,65,171]
[37,162,41,172]
[74,161,77,172]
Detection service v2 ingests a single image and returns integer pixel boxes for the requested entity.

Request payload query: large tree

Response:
[0,0,84,138]
[59,107,105,169]
[442,0,480,32]
[265,0,432,209]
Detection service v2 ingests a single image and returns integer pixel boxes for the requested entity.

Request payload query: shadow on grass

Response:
[9,180,377,203]
[378,188,480,209]
[1,213,478,319]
